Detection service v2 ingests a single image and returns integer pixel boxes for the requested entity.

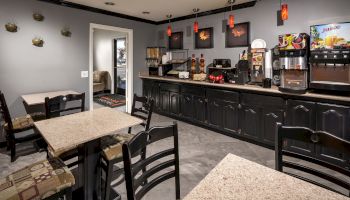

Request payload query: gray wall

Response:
[156,0,350,66]
[0,0,156,116]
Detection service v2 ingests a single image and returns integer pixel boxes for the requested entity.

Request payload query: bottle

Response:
[191,54,196,78]
[200,54,205,74]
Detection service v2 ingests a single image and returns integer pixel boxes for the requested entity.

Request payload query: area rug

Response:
[93,94,126,108]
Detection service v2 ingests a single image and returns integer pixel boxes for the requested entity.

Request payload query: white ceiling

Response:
[65,0,254,22]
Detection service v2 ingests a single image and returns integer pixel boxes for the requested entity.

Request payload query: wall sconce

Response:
[5,23,18,32]
[61,27,72,37]
[33,13,44,21]
[32,37,44,47]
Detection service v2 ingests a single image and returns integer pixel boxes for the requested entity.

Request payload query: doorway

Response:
[89,23,133,113]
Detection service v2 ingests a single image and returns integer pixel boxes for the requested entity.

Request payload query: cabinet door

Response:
[193,96,206,123]
[159,90,169,113]
[207,98,224,129]
[262,108,283,146]
[240,105,261,141]
[180,94,193,119]
[316,103,350,166]
[223,102,239,134]
[169,92,180,116]
[285,100,316,156]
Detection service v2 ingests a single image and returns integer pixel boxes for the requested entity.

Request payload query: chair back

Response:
[45,93,85,119]
[122,122,180,200]
[275,123,350,197]
[0,91,13,130]
[130,94,154,132]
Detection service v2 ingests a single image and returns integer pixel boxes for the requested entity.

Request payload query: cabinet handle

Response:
[238,104,242,109]
[228,104,234,109]
[198,99,204,103]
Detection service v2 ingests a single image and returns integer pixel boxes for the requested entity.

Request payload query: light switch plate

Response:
[81,71,89,78]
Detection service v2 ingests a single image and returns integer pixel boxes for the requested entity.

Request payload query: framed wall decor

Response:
[225,22,250,48]
[169,31,183,50]
[195,27,214,49]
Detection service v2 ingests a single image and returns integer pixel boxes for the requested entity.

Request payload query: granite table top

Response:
[22,90,79,106]
[139,74,350,103]
[183,154,348,200]
[34,107,143,155]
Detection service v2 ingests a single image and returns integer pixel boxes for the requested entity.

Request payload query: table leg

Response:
[82,138,101,200]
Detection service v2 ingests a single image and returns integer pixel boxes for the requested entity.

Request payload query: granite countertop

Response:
[34,107,143,155]
[22,90,79,106]
[183,154,348,200]
[139,74,350,103]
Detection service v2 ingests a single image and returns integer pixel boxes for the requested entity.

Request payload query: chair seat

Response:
[0,158,75,200]
[4,115,34,131]
[29,112,46,122]
[101,133,135,161]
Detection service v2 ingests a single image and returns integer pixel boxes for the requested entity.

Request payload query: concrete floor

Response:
[0,113,275,199]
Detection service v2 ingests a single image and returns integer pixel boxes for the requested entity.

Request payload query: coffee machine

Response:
[250,48,266,83]
[309,23,350,92]
[278,33,309,94]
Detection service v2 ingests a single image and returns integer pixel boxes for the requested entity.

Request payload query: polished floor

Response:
[0,113,275,199]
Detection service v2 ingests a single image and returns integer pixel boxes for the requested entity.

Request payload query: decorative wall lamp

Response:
[193,8,200,33]
[33,13,45,21]
[5,23,18,32]
[228,0,235,29]
[32,37,44,47]
[166,14,172,37]
[281,0,288,21]
[61,27,72,37]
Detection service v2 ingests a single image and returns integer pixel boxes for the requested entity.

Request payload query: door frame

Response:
[89,23,133,113]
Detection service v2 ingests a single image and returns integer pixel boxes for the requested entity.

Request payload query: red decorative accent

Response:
[229,15,235,29]
[281,3,288,21]
[167,25,172,36]
[194,21,199,33]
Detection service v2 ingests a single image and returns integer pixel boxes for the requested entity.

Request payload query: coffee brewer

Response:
[278,33,309,94]
[309,23,350,92]
[250,48,266,83]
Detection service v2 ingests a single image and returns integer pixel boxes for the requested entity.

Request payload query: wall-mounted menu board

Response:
[310,22,350,50]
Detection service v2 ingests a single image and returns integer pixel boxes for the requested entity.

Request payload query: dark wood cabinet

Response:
[142,79,350,168]
[285,100,316,156]
[180,94,193,119]
[193,96,206,124]
[240,105,261,140]
[316,103,350,167]
[169,92,180,116]
[262,108,283,146]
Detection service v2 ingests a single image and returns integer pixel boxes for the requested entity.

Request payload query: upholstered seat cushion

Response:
[4,115,34,131]
[101,133,135,161]
[0,158,75,200]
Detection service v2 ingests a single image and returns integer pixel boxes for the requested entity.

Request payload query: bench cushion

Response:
[0,158,75,200]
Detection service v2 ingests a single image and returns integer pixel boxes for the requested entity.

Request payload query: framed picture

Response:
[169,32,183,50]
[225,22,250,48]
[195,27,214,49]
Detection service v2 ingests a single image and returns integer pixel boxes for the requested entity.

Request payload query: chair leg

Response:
[104,160,113,200]
[10,139,16,162]
[128,127,132,134]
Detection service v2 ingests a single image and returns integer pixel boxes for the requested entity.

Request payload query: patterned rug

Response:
[93,94,126,108]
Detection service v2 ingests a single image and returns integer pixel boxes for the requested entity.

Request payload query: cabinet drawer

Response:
[181,85,205,96]
[241,93,284,108]
[207,89,239,102]
[160,83,180,93]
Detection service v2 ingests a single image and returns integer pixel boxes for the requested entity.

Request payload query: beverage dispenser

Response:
[278,33,309,94]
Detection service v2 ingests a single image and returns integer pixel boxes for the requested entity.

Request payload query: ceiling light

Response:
[166,14,172,37]
[105,2,115,6]
[193,8,200,33]
[142,11,150,15]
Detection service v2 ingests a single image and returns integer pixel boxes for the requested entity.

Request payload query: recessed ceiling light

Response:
[142,11,150,15]
[105,2,115,6]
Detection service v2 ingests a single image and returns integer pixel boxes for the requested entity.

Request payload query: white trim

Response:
[89,23,133,113]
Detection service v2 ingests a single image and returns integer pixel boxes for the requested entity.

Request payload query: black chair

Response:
[122,122,180,200]
[0,91,41,162]
[45,93,85,168]
[100,94,154,200]
[275,123,350,197]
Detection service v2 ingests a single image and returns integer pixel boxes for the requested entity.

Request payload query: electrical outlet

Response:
[81,71,89,78]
